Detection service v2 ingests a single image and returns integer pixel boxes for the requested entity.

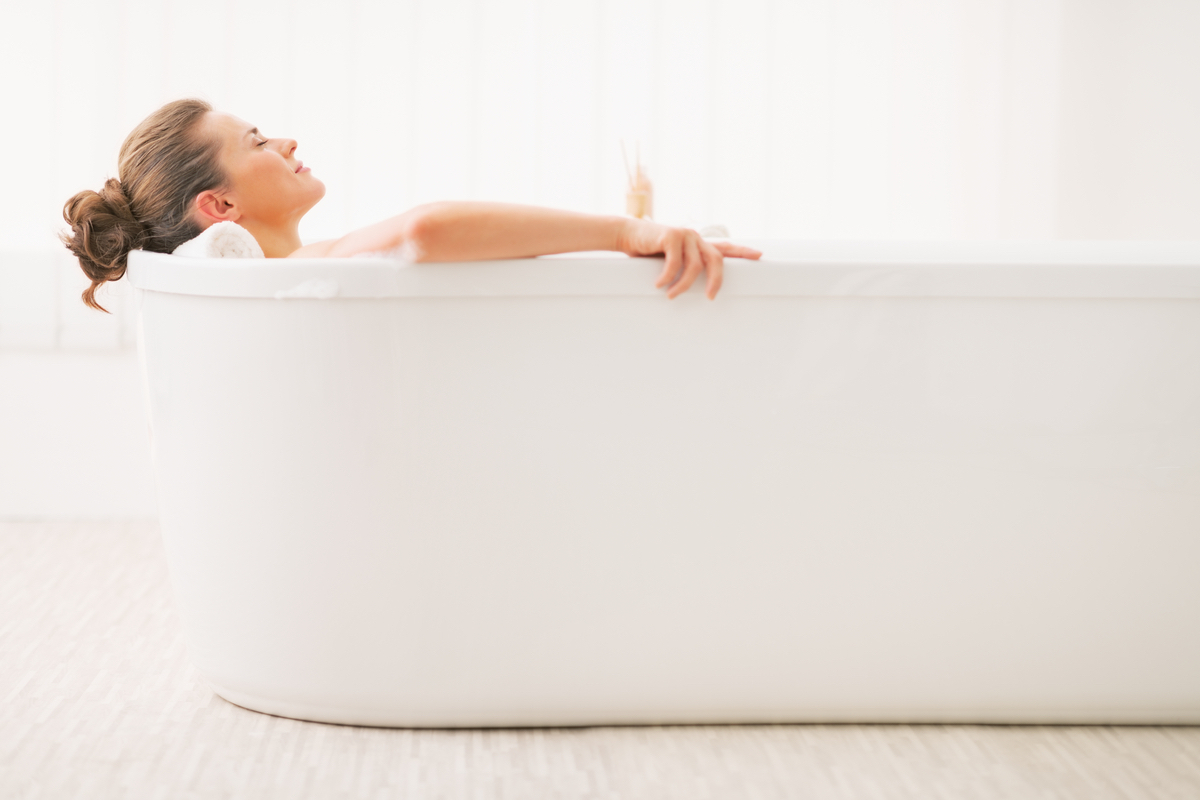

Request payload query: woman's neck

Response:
[239,220,303,258]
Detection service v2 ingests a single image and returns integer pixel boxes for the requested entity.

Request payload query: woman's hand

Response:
[617,219,763,300]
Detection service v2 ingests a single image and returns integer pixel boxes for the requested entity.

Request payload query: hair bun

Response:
[60,177,149,313]
[98,177,136,218]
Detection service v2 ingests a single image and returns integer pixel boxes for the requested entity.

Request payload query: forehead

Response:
[204,111,254,144]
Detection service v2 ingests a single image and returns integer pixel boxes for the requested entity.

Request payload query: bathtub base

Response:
[208,685,1200,729]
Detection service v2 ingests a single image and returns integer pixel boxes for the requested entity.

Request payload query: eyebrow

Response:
[245,127,260,139]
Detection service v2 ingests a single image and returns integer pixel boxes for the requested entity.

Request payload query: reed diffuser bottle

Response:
[622,141,653,220]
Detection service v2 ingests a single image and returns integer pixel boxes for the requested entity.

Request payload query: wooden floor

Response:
[2,521,1198,799]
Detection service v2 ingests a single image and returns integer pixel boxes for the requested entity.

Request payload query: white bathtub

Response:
[128,240,1200,727]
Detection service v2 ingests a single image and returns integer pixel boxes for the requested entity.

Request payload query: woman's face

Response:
[200,111,325,227]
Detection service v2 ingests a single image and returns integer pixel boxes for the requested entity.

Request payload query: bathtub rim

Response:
[125,238,1200,300]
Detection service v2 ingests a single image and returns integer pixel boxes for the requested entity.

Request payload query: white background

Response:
[1,0,1198,517]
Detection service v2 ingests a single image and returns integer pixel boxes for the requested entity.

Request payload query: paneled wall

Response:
[3,0,1200,352]
[2,0,1071,351]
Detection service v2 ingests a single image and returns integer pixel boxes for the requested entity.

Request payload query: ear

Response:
[193,190,242,225]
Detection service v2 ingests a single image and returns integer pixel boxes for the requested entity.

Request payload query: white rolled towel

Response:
[172,220,265,259]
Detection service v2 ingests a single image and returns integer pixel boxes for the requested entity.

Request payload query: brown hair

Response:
[60,98,228,313]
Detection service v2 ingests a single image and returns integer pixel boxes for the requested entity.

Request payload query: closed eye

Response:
[255,138,268,147]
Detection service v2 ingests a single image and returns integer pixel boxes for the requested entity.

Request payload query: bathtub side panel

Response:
[137,289,1200,726]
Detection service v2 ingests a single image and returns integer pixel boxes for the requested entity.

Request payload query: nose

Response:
[273,138,298,157]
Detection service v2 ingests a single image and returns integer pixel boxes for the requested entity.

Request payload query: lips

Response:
[294,160,305,173]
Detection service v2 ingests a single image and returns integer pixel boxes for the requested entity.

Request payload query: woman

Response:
[61,99,762,313]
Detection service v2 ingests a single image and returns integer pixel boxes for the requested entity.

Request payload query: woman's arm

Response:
[292,202,618,261]
[402,201,629,261]
[296,201,763,300]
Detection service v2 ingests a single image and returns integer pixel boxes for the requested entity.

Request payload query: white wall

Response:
[1056,0,1200,239]
[4,0,1066,255]
[1,0,1198,518]
[3,0,1075,347]
[0,350,156,518]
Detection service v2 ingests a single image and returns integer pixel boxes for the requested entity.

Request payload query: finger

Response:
[668,234,704,299]
[701,240,724,300]
[656,232,683,289]
[711,242,763,259]
[712,241,763,260]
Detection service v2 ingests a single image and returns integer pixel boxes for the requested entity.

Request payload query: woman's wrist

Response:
[612,216,638,255]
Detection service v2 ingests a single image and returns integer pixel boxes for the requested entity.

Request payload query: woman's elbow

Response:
[401,204,446,262]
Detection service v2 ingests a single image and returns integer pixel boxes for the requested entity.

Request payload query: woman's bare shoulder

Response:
[287,240,338,258]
